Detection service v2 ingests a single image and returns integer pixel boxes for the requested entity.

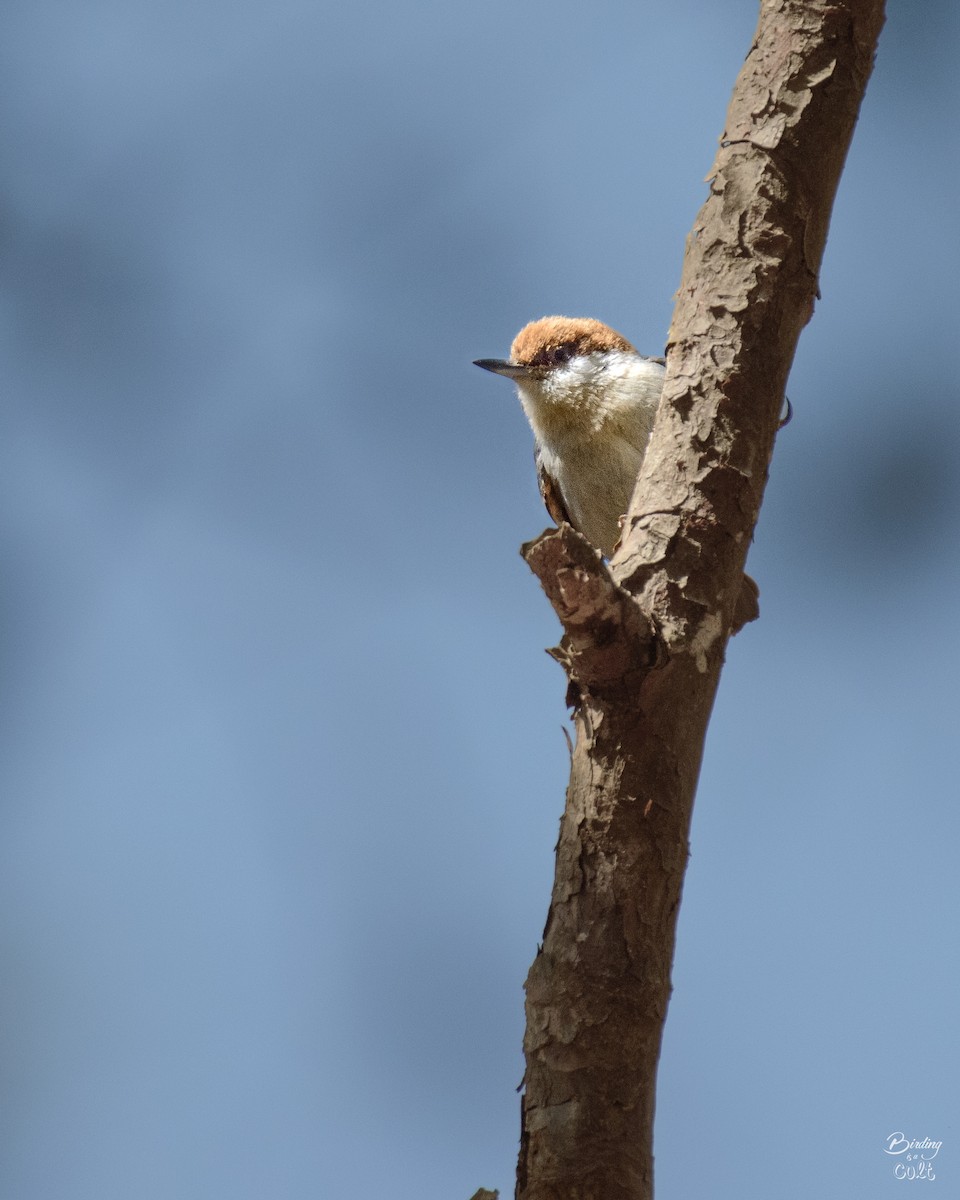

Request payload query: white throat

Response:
[515,350,665,555]
[517,350,664,442]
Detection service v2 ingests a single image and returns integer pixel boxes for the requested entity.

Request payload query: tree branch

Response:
[515,3,885,1198]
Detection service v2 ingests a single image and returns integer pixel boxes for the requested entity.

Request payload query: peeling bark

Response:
[515,3,885,1198]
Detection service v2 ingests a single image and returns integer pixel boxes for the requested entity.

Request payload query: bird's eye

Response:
[530,342,578,369]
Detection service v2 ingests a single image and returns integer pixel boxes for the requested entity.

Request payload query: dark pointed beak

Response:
[473,358,532,380]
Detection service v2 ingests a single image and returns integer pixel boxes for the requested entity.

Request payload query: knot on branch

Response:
[521,525,662,697]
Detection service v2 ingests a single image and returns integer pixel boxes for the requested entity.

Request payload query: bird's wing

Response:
[535,446,574,530]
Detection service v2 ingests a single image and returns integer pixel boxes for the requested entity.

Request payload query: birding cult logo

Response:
[883,1132,942,1181]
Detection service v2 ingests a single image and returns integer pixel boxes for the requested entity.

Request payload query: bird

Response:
[474,316,665,556]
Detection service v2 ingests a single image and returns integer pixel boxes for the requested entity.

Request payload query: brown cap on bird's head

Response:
[511,317,636,371]
[473,316,638,381]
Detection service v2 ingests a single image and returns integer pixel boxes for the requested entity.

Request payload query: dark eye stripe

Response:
[533,341,578,368]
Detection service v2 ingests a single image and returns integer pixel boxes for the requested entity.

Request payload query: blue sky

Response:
[0,1,958,1196]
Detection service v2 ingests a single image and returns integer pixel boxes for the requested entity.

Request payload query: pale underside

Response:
[517,351,665,556]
